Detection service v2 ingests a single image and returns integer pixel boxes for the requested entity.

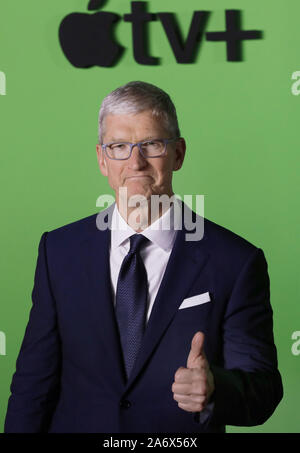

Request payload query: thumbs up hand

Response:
[172,331,215,413]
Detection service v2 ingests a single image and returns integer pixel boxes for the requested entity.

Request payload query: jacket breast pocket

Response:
[179,291,211,310]
[173,292,213,332]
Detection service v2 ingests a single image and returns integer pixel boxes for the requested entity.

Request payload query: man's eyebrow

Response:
[140,136,159,141]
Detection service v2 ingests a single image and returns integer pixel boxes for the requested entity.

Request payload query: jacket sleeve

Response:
[195,247,283,428]
[4,232,62,433]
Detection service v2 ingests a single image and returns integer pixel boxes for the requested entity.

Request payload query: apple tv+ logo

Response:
[59,0,263,68]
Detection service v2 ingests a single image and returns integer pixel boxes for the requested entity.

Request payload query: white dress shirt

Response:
[109,200,178,323]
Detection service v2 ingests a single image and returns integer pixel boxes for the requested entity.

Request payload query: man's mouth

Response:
[126,175,151,179]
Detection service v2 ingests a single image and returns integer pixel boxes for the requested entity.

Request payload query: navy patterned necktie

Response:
[115,234,149,379]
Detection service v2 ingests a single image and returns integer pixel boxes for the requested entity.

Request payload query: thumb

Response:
[187,331,206,369]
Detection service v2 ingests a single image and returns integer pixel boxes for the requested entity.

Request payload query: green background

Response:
[0,0,299,432]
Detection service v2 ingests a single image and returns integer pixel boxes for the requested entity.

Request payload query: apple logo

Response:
[59,0,124,68]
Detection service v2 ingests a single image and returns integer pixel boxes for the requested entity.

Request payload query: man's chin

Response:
[127,190,151,204]
[123,182,152,201]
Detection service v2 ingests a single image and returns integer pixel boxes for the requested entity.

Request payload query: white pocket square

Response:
[179,292,211,310]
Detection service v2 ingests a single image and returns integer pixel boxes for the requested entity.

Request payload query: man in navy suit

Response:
[4,81,283,433]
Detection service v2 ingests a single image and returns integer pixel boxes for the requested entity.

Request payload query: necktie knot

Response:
[129,234,149,255]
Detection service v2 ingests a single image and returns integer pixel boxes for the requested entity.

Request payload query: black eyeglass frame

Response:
[101,137,179,160]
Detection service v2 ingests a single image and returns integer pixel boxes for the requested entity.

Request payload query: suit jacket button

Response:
[120,399,131,409]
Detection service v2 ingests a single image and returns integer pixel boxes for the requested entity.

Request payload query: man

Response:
[4,81,283,433]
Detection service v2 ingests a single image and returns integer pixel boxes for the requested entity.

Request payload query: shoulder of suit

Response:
[200,215,264,271]
[203,216,256,248]
[43,203,114,247]
[178,199,258,254]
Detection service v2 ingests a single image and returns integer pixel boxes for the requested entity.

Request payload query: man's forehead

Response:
[103,111,168,139]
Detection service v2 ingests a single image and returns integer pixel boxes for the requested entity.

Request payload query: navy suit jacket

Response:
[4,202,283,433]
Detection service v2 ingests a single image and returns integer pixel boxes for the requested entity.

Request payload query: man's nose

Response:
[128,144,147,168]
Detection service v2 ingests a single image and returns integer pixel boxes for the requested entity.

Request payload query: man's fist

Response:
[172,331,215,413]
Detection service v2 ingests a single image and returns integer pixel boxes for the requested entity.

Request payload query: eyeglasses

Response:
[101,137,179,160]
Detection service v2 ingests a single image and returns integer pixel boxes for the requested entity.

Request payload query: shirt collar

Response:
[111,197,180,252]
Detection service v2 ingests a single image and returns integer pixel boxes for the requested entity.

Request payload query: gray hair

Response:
[98,81,180,143]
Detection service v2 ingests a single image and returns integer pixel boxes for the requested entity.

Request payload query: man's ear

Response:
[173,137,186,171]
[96,144,108,177]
